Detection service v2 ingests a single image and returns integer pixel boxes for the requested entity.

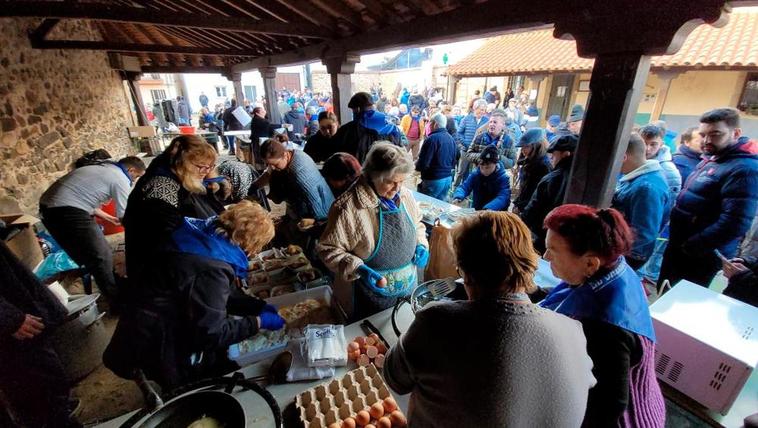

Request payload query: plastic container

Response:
[178,126,195,135]
[228,286,346,367]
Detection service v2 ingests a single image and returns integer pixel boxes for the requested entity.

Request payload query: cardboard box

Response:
[1,214,43,270]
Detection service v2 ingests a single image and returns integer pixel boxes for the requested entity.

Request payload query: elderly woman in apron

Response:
[318,143,429,320]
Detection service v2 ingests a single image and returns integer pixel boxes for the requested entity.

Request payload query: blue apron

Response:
[355,204,418,317]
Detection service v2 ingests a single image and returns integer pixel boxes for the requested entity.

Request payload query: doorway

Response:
[546,74,576,120]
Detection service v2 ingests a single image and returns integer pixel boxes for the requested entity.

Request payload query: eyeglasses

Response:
[192,163,212,173]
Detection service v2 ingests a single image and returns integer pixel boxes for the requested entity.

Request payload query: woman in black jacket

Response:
[105,201,285,389]
[123,135,224,279]
[513,128,550,213]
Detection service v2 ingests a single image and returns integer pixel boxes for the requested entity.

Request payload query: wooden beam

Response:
[30,39,260,57]
[140,65,228,74]
[28,18,59,42]
[0,1,331,38]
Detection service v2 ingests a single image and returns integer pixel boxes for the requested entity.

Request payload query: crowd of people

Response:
[2,79,757,428]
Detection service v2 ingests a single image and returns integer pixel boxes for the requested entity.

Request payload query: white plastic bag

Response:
[304,324,347,367]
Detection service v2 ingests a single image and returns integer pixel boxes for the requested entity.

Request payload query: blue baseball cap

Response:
[516,128,546,147]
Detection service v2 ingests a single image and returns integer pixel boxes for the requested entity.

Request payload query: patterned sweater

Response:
[268,150,334,220]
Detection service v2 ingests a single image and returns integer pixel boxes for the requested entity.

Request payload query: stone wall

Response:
[0,18,135,214]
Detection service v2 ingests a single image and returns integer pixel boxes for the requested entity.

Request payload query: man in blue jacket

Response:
[452,145,511,211]
[613,134,671,270]
[659,108,758,289]
[416,113,457,201]
[454,99,489,187]
[672,126,703,185]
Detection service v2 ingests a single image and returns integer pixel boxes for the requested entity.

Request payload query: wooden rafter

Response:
[1,1,331,38]
[30,39,260,56]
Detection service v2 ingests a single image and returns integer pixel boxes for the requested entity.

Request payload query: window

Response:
[244,85,257,102]
[150,89,166,103]
[215,86,228,97]
[738,73,758,115]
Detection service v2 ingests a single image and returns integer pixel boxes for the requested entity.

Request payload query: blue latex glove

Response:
[262,304,278,314]
[258,312,285,330]
[357,264,386,288]
[413,245,429,268]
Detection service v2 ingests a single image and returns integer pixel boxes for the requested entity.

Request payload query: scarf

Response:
[171,217,248,279]
[539,257,656,341]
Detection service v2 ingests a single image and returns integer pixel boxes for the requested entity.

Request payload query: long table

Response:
[411,190,463,229]
[96,261,755,428]
[96,304,416,428]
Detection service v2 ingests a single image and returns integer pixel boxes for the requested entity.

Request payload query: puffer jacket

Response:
[453,165,511,211]
[612,160,671,263]
[455,114,489,149]
[672,145,702,185]
[652,146,682,197]
[670,138,758,258]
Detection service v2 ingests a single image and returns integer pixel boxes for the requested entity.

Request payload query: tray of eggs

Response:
[296,364,407,428]
[347,334,387,369]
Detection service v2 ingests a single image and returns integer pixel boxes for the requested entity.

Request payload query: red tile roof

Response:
[448,10,758,76]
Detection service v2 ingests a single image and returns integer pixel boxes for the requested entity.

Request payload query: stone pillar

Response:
[447,74,460,105]
[650,70,681,122]
[260,67,278,122]
[322,54,360,123]
[565,53,651,207]
[123,72,148,126]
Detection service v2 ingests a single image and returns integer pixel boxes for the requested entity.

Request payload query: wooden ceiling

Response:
[2,0,755,74]
[2,0,477,73]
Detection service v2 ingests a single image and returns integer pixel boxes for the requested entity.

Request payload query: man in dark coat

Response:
[222,99,245,156]
[659,108,758,289]
[283,102,308,143]
[332,92,402,163]
[521,134,579,253]
[0,241,77,427]
[249,106,280,168]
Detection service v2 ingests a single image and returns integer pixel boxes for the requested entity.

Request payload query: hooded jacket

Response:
[612,160,671,263]
[670,138,758,258]
[652,146,682,197]
[672,145,702,185]
[453,165,511,211]
[283,110,308,141]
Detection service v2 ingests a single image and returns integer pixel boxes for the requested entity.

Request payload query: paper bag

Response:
[425,220,458,280]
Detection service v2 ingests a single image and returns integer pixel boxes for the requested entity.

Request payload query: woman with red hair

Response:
[539,204,665,428]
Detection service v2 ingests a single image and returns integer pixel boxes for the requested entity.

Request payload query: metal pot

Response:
[136,390,245,428]
[50,294,108,382]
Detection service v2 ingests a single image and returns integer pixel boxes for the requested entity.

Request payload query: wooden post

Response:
[260,66,278,122]
[565,53,651,207]
[447,74,460,105]
[650,70,681,122]
[323,54,359,123]
[227,71,243,105]
[123,72,148,126]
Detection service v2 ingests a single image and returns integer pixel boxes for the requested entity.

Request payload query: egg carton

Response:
[296,365,398,428]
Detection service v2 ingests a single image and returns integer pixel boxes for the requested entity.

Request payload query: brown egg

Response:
[358,353,371,367]
[377,416,392,428]
[348,341,360,352]
[382,396,398,413]
[341,417,356,428]
[369,402,385,419]
[355,336,366,347]
[376,342,387,354]
[365,336,376,346]
[390,410,407,427]
[365,345,379,359]
[365,425,376,428]
[328,423,341,428]
[355,410,370,426]
[374,354,386,369]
